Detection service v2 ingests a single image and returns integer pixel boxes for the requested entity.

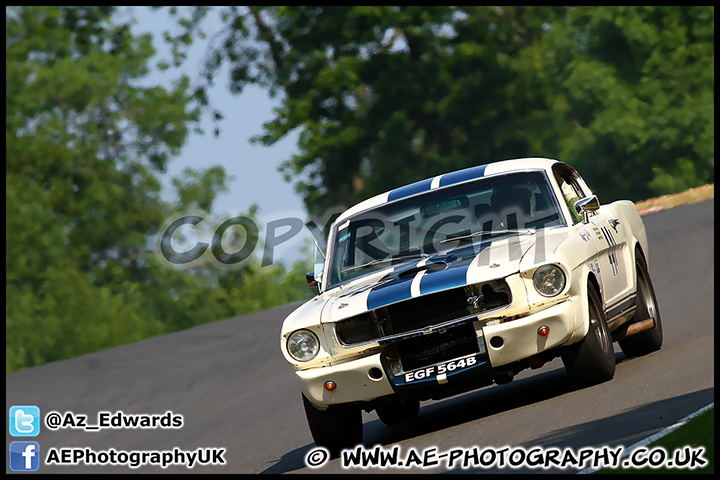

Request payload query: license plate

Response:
[403,355,478,384]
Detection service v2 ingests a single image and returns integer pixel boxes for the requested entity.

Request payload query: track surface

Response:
[6,199,714,473]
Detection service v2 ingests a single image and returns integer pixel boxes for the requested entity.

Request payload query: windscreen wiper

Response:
[440,228,536,244]
[341,253,429,274]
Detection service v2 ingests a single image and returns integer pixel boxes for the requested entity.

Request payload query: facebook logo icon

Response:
[9,405,40,437]
[9,441,40,471]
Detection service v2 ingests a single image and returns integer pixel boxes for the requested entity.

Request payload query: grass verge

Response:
[594,406,714,474]
[635,184,714,216]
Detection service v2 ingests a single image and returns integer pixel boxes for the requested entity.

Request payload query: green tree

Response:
[5,6,202,371]
[521,6,714,201]
[164,6,567,215]
[166,6,713,211]
[6,6,200,283]
[6,6,312,373]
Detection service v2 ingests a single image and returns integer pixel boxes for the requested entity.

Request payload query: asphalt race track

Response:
[6,199,714,473]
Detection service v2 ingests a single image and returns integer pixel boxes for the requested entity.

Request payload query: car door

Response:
[585,205,631,317]
[552,164,629,313]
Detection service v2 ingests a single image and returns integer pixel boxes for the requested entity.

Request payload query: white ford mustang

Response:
[280,158,662,455]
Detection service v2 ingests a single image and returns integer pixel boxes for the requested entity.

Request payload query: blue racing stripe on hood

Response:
[418,263,470,295]
[366,275,413,310]
[365,255,476,310]
[362,241,495,311]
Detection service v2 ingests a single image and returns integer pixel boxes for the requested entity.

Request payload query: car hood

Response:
[320,234,536,324]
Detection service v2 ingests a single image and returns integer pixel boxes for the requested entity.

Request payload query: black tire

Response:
[618,253,663,357]
[375,397,420,426]
[302,394,363,458]
[562,284,615,386]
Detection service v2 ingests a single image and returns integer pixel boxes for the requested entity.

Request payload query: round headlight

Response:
[533,265,565,297]
[287,329,320,362]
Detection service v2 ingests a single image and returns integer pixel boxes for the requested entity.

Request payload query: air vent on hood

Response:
[397,261,446,279]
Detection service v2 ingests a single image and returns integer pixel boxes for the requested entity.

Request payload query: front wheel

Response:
[562,284,615,386]
[302,394,363,458]
[375,397,420,426]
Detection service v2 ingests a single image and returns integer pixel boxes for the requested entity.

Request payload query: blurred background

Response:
[6,6,713,373]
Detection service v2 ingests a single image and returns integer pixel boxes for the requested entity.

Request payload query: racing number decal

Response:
[600,226,619,279]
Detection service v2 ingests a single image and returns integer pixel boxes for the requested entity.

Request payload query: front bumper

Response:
[295,353,394,409]
[297,298,577,408]
[483,298,577,368]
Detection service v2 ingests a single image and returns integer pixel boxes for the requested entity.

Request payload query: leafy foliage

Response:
[6,6,312,374]
[165,6,713,213]
[7,6,713,372]
[524,6,715,201]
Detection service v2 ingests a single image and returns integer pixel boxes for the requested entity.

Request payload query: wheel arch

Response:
[567,264,603,344]
[634,241,647,266]
[587,269,602,305]
[629,237,647,295]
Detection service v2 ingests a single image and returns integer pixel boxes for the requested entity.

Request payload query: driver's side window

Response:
[553,166,586,225]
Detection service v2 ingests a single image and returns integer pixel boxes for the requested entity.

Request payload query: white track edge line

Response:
[577,401,714,474]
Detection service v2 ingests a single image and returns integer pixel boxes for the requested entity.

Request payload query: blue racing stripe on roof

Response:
[438,164,487,187]
[387,178,434,202]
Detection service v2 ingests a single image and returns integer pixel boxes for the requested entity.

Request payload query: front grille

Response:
[335,279,511,345]
[396,323,479,371]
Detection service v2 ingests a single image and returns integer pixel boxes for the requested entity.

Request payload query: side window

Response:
[553,166,586,224]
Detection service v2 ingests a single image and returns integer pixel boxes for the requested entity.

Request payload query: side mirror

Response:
[306,272,319,289]
[574,195,600,223]
[308,240,325,293]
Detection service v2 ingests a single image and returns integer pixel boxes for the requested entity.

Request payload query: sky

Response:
[127,7,313,265]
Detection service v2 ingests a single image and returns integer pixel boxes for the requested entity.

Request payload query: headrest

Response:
[491,187,532,214]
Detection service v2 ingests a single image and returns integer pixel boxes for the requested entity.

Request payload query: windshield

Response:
[326,170,564,288]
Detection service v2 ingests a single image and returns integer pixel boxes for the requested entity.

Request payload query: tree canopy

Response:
[6,6,713,372]
[6,6,311,373]
[165,6,713,215]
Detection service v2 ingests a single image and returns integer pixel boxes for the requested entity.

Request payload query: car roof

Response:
[335,157,561,223]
